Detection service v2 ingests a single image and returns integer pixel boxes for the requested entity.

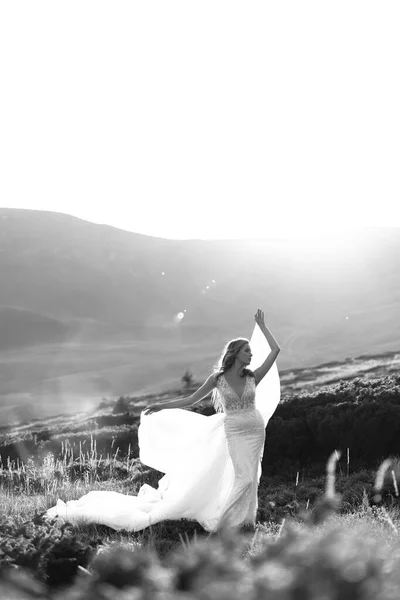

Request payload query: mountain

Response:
[1,207,400,419]
[0,306,70,350]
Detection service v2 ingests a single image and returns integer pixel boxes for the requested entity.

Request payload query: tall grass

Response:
[0,436,154,527]
[2,449,400,598]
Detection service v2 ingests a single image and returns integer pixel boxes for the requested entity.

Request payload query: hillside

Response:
[1,208,400,419]
[0,306,71,351]
[2,370,400,475]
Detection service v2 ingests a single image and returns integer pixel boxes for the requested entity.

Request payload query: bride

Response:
[46,309,281,532]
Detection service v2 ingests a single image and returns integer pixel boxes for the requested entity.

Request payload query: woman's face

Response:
[237,343,252,365]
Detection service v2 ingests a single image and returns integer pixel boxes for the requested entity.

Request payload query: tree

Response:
[181,369,195,389]
[112,396,130,414]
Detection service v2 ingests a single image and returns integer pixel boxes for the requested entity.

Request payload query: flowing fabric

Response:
[46,323,280,531]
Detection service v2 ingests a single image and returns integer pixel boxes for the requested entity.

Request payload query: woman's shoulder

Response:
[243,368,255,379]
[213,371,223,385]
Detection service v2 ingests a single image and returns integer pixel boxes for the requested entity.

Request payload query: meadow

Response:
[1,337,398,425]
[1,371,400,598]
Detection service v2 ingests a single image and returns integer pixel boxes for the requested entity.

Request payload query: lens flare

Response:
[174,312,185,323]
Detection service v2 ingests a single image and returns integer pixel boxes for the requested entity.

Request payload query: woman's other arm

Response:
[143,373,216,414]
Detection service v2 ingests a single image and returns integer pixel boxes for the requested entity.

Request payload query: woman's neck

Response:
[227,363,246,378]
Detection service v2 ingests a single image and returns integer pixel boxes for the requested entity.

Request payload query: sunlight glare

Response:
[265,223,366,257]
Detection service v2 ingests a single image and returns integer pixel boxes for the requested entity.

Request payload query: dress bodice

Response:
[215,374,256,413]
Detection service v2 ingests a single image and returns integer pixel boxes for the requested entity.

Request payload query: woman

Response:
[46,310,280,532]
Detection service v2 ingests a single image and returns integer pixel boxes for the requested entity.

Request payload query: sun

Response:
[244,223,367,264]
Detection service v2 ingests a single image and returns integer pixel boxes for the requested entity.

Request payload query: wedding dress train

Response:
[46,323,280,531]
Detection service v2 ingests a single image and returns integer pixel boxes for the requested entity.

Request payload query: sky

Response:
[1,1,399,241]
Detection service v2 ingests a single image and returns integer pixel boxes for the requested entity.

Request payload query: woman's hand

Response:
[143,403,163,415]
[254,309,265,328]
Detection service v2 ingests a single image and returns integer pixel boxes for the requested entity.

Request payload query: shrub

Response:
[112,397,131,415]
[0,513,100,588]
[181,370,195,389]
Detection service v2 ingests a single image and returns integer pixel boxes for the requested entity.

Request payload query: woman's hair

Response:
[211,337,255,412]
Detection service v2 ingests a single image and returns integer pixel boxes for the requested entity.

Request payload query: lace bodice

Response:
[214,374,256,413]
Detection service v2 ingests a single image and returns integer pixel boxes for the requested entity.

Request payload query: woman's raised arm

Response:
[253,309,280,386]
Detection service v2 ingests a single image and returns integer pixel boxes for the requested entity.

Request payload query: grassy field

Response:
[1,440,400,598]
[2,376,400,598]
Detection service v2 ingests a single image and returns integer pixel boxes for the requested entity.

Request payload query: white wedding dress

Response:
[46,323,280,531]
